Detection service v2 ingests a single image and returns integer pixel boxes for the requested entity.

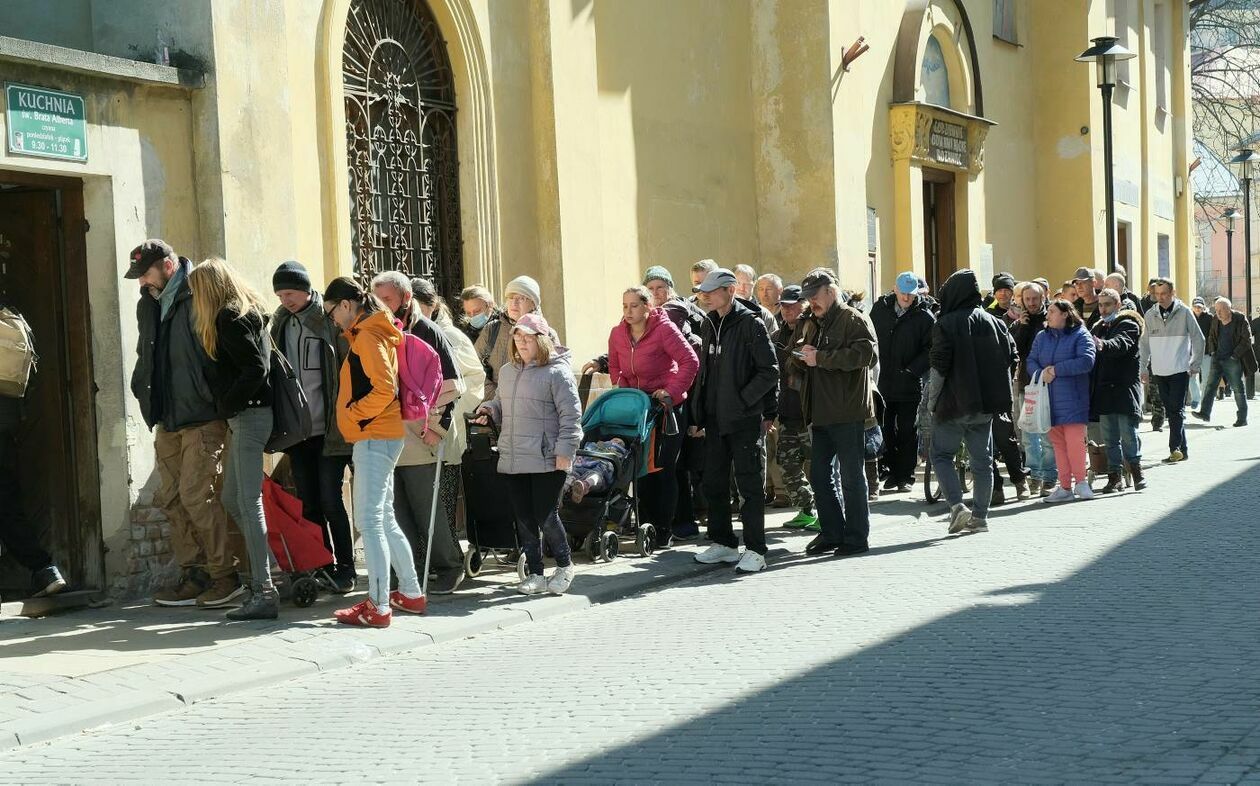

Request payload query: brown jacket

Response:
[788,301,877,427]
[337,310,404,442]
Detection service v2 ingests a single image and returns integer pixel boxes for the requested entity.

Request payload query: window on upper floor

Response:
[993,0,1019,45]
[1153,0,1171,113]
[1107,0,1135,89]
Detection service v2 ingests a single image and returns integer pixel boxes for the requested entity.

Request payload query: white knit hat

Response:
[504,275,541,310]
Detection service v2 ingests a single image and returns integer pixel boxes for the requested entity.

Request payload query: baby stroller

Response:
[461,412,529,581]
[560,387,659,562]
[262,477,336,607]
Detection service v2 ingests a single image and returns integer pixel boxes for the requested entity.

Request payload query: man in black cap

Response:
[1073,266,1102,327]
[788,268,878,557]
[269,261,357,593]
[127,240,247,609]
[771,285,816,528]
[688,267,779,574]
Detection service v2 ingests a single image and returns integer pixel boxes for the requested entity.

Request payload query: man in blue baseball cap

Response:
[869,271,936,493]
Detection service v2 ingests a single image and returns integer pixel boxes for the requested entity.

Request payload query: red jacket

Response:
[607,308,699,403]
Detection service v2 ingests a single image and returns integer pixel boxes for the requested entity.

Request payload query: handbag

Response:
[263,332,313,454]
[1017,371,1052,434]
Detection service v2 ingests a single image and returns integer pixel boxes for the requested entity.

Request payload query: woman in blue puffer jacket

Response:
[1026,299,1096,504]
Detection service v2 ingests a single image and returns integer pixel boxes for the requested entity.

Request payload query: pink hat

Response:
[513,312,551,336]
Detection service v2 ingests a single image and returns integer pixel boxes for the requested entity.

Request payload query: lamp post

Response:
[1077,36,1136,275]
[1229,148,1257,314]
[1224,208,1239,300]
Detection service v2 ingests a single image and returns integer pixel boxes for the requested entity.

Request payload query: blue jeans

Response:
[353,438,420,607]
[809,422,869,549]
[1154,372,1189,456]
[1020,429,1057,485]
[931,414,995,520]
[222,407,275,591]
[1099,413,1142,466]
[1200,356,1248,423]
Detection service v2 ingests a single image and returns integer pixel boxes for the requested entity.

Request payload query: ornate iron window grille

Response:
[344,0,463,297]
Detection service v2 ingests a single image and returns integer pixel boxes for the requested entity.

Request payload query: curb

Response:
[0,548,733,752]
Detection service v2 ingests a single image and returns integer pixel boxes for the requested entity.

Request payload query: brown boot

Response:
[196,574,247,608]
[864,461,880,502]
[153,568,209,607]
[1128,461,1146,491]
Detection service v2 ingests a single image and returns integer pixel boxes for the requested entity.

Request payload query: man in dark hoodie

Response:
[869,271,935,493]
[919,269,1017,535]
[128,240,247,609]
[689,268,779,574]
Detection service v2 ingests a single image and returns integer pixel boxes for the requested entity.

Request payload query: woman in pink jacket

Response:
[607,285,700,549]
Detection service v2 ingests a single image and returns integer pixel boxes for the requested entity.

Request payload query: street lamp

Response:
[1077,36,1136,275]
[1224,207,1239,300]
[1229,148,1257,314]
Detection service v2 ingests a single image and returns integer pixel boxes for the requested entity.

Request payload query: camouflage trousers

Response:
[775,422,814,510]
[1145,379,1164,421]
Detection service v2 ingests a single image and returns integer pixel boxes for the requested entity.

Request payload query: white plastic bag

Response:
[1017,371,1052,434]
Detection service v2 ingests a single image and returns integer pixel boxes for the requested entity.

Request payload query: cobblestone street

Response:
[3,420,1259,784]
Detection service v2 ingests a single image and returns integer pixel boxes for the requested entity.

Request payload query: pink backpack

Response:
[394,324,444,425]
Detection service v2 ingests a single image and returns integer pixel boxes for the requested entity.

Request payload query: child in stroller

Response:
[566,437,631,503]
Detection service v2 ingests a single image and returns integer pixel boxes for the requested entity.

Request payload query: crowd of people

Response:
[115,239,1259,627]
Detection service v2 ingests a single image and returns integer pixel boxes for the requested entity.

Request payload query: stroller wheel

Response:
[637,525,656,558]
[464,549,484,578]
[601,530,619,562]
[516,552,528,582]
[291,577,319,608]
[584,531,600,563]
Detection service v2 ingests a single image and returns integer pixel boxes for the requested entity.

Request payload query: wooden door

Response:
[0,187,98,590]
[922,170,957,293]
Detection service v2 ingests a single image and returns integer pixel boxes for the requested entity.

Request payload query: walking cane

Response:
[420,440,445,604]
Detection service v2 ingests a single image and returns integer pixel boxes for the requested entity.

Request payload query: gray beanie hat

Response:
[504,275,542,310]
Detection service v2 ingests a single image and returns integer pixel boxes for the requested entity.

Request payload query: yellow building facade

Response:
[0,0,1193,594]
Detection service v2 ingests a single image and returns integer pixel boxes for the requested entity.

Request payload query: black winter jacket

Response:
[869,293,934,402]
[1089,309,1144,419]
[1009,307,1047,387]
[689,298,778,436]
[209,307,273,419]
[131,257,221,431]
[929,270,1017,420]
[772,319,804,425]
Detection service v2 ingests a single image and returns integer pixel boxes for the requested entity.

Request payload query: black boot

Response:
[1101,471,1123,494]
[1128,461,1147,491]
[225,586,279,621]
[990,478,1006,507]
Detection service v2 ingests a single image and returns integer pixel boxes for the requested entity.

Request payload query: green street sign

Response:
[5,83,88,162]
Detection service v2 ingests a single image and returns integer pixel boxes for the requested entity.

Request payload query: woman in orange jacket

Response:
[323,277,425,627]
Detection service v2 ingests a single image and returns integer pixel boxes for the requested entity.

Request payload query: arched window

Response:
[921,36,951,108]
[343,0,463,296]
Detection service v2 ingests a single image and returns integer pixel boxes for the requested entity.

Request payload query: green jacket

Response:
[789,301,877,427]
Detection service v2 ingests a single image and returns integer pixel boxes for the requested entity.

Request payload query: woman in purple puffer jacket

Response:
[1026,299,1096,504]
[607,286,699,549]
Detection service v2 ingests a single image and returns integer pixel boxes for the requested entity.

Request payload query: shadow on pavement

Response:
[530,464,1260,783]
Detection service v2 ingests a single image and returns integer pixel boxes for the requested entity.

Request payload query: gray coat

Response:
[130,257,221,431]
[269,291,352,457]
[481,347,582,475]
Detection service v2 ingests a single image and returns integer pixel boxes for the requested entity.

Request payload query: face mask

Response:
[469,312,489,329]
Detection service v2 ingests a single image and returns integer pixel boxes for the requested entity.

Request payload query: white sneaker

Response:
[947,503,973,534]
[1044,486,1075,504]
[734,550,767,574]
[694,544,741,564]
[547,565,575,595]
[1074,482,1095,501]
[516,575,548,595]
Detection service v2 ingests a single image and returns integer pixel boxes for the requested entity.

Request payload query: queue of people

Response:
[121,239,1257,626]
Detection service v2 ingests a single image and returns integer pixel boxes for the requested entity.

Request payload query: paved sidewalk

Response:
[0,528,749,750]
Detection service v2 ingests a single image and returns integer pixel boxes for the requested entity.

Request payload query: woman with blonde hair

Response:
[188,258,278,620]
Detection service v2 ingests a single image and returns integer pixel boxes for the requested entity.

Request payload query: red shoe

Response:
[389,590,427,615]
[333,599,391,628]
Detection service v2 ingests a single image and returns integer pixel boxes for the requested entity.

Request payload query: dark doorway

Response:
[0,174,101,597]
[922,168,957,294]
